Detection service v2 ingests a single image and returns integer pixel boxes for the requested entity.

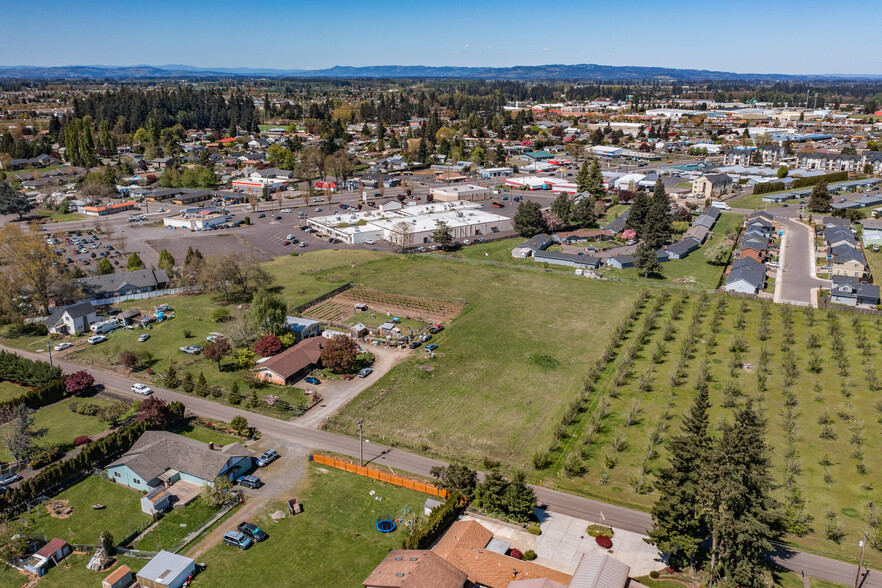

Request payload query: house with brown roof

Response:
[254,336,327,385]
[433,520,572,588]
[362,550,467,588]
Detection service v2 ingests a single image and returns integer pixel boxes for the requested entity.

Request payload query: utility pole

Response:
[46,343,53,368]
[357,419,364,466]
[854,531,867,588]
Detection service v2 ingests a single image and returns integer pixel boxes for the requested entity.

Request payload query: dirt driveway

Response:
[186,440,308,559]
[296,345,410,429]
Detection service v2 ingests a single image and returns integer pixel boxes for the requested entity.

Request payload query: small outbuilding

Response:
[141,486,172,516]
[103,565,134,588]
[136,550,196,588]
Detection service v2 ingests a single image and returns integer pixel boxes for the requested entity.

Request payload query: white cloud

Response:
[464,43,470,49]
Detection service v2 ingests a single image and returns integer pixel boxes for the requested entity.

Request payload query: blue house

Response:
[107,431,254,493]
[284,316,322,342]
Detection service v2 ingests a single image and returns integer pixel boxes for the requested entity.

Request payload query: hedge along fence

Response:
[403,492,465,549]
[309,454,448,498]
[752,181,786,195]
[0,351,63,388]
[791,171,848,189]
[0,422,148,516]
[0,379,65,413]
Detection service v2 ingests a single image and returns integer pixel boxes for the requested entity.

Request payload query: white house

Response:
[43,302,97,335]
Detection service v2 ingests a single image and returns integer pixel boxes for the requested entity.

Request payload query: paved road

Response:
[3,343,880,585]
[775,217,829,304]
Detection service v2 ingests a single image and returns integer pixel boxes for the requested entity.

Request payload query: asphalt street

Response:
[775,217,829,304]
[3,343,879,585]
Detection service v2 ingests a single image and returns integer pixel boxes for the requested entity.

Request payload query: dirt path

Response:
[185,440,308,559]
[296,345,409,429]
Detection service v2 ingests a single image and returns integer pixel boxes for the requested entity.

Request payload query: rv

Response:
[90,318,122,334]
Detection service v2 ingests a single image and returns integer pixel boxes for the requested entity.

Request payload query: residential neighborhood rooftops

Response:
[255,336,327,381]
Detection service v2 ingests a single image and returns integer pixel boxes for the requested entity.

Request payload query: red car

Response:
[282,241,290,246]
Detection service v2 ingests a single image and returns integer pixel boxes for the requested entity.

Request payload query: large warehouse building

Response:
[430,183,491,201]
[307,200,511,245]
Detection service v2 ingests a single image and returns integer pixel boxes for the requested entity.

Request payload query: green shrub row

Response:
[402,492,465,549]
[752,182,786,195]
[0,351,63,387]
[0,422,147,514]
[792,171,847,189]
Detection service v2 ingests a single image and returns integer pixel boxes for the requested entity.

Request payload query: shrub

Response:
[255,335,283,357]
[509,548,523,560]
[403,492,465,549]
[532,450,552,470]
[649,570,660,579]
[64,371,95,395]
[523,549,537,561]
[527,525,541,536]
[74,436,91,446]
[586,524,614,538]
[595,535,613,549]
[210,307,231,322]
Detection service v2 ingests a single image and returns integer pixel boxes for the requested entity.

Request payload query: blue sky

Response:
[3,0,881,75]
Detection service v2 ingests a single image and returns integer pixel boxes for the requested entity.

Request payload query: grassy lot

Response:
[36,209,86,223]
[729,191,799,210]
[134,497,220,552]
[191,464,429,587]
[9,554,149,588]
[21,476,151,545]
[172,421,242,446]
[0,381,30,403]
[529,290,882,567]
[329,255,637,467]
[0,325,55,353]
[0,396,118,461]
[600,203,629,225]
[607,212,743,289]
[864,247,882,284]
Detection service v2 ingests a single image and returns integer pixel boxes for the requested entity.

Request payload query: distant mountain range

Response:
[1,63,880,81]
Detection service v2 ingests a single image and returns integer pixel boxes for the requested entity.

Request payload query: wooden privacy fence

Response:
[310,454,447,498]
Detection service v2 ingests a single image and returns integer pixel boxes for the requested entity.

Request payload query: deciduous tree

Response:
[321,335,359,373]
[204,338,232,370]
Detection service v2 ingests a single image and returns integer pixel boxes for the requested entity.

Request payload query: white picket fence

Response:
[86,286,201,307]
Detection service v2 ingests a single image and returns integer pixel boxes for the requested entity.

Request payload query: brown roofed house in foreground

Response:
[362,549,468,588]
[254,336,327,385]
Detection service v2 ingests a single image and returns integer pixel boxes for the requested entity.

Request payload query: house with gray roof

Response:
[665,237,701,260]
[107,431,254,493]
[43,302,97,335]
[512,234,554,258]
[724,257,766,294]
[602,209,631,233]
[533,250,601,269]
[75,269,169,301]
[607,254,635,269]
[830,276,880,308]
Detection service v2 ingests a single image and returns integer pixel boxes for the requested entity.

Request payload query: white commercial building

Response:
[430,183,491,202]
[590,145,626,158]
[504,176,550,190]
[163,212,227,230]
[307,200,511,245]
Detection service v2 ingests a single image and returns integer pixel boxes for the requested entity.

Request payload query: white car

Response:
[765,261,780,269]
[53,342,73,351]
[281,208,292,213]
[298,242,308,247]
[131,383,152,395]
[364,239,375,245]
[286,234,295,240]
[88,335,107,344]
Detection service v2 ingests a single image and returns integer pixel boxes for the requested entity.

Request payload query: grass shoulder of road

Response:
[635,572,846,588]
[20,476,151,545]
[190,463,428,587]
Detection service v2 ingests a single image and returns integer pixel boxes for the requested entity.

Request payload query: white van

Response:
[711,201,731,211]
[90,318,122,334]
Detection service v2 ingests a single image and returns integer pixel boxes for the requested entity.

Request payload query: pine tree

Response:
[648,387,711,571]
[502,471,537,523]
[652,178,667,203]
[126,251,145,271]
[158,249,175,273]
[181,372,194,394]
[196,372,208,397]
[576,160,591,193]
[635,242,661,278]
[702,402,780,586]
[165,366,180,389]
[642,200,673,250]
[625,191,651,237]
[808,180,831,212]
[586,160,605,198]
[512,200,547,237]
[570,196,596,229]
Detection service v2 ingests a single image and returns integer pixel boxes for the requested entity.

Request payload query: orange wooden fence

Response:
[310,454,447,498]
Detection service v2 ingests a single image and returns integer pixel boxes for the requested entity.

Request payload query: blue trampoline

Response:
[376,515,396,533]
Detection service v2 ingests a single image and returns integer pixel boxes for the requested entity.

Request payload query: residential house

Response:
[107,431,254,492]
[859,218,882,246]
[824,227,856,249]
[665,237,701,260]
[554,229,613,243]
[512,234,553,258]
[830,276,881,307]
[739,235,769,262]
[683,225,709,243]
[602,209,631,233]
[136,551,195,588]
[831,246,867,278]
[724,257,766,294]
[745,213,774,237]
[75,269,169,301]
[43,302,97,335]
[692,174,733,198]
[362,550,467,588]
[607,254,635,269]
[254,337,327,385]
[533,250,602,269]
[284,316,322,342]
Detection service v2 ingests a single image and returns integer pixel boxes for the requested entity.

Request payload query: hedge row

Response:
[0,421,148,515]
[0,351,63,388]
[752,182,786,195]
[792,171,847,189]
[402,492,465,549]
[0,379,65,413]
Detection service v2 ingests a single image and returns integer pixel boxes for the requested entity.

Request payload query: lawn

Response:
[172,421,242,446]
[0,396,118,461]
[36,209,86,223]
[21,476,151,545]
[609,212,743,289]
[0,381,30,403]
[729,191,799,210]
[864,247,882,284]
[191,464,430,587]
[526,290,882,568]
[329,255,638,468]
[134,497,221,552]
[0,324,55,354]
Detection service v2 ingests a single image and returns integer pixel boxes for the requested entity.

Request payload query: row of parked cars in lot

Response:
[223,449,279,550]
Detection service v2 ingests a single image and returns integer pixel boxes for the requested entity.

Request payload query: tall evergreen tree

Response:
[642,199,674,250]
[625,191,651,236]
[570,196,596,229]
[550,193,573,226]
[512,200,546,237]
[634,242,661,278]
[586,159,605,198]
[576,160,591,193]
[807,180,831,212]
[702,402,780,586]
[652,178,667,203]
[648,387,712,571]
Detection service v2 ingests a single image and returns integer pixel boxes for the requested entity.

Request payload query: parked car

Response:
[131,383,152,395]
[237,522,269,542]
[426,343,438,352]
[429,325,444,334]
[765,261,779,269]
[138,334,150,342]
[286,234,295,240]
[314,207,323,212]
[258,213,266,218]
[358,367,373,378]
[304,377,321,385]
[256,450,279,467]
[205,335,223,343]
[298,242,308,247]
[53,342,73,351]
[409,341,422,349]
[223,531,253,550]
[273,215,282,220]
[0,473,22,485]
[282,241,290,246]
[281,208,292,213]
[364,239,375,245]
[237,475,263,489]
[180,345,203,355]
[88,335,107,345]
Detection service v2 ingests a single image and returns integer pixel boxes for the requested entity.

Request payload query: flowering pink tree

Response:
[622,229,637,241]
[542,211,563,233]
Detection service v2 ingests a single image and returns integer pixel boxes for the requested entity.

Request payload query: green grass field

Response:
[729,191,799,210]
[864,248,882,284]
[329,255,638,467]
[37,209,86,223]
[0,381,30,403]
[0,553,147,588]
[172,421,242,446]
[190,464,429,587]
[21,476,151,545]
[134,497,220,552]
